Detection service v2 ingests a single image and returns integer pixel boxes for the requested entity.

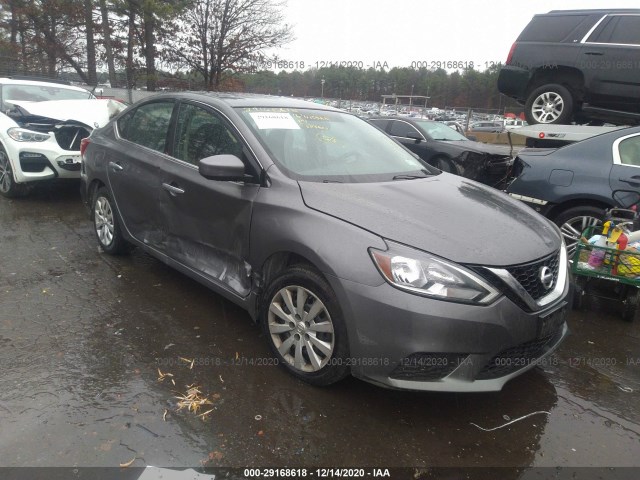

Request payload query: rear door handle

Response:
[108,161,123,172]
[162,182,185,195]
[584,51,604,56]
[619,177,640,185]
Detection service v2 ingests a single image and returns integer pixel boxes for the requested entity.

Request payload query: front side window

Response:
[236,108,434,183]
[173,103,243,165]
[117,101,174,153]
[389,121,423,139]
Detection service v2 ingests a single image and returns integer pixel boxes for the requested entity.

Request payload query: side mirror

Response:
[466,135,477,141]
[199,154,245,181]
[407,133,423,143]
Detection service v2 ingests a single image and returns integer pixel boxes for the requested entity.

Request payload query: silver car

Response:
[81,93,569,392]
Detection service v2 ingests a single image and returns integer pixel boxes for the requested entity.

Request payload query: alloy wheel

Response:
[0,151,12,194]
[268,285,335,373]
[561,214,602,258]
[94,196,115,247]
[531,91,565,124]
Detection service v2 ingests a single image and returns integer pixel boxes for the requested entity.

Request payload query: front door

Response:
[160,101,261,297]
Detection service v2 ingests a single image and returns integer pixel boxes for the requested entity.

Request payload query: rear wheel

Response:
[0,146,27,198]
[260,264,349,386]
[621,287,639,322]
[525,84,574,125]
[553,205,605,258]
[93,187,129,255]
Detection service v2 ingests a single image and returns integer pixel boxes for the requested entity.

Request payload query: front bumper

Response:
[327,269,569,392]
[3,137,82,183]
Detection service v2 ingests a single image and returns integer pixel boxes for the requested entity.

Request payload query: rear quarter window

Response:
[518,14,589,42]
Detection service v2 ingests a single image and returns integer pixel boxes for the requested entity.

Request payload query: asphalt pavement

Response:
[1,182,639,478]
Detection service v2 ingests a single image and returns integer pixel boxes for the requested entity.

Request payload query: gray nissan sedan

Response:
[80,93,569,392]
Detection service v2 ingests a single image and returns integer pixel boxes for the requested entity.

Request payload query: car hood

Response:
[7,99,126,129]
[440,140,514,156]
[298,174,560,266]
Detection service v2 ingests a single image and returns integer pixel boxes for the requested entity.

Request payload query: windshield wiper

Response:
[392,169,432,181]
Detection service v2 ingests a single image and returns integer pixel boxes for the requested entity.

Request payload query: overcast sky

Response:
[269,0,639,70]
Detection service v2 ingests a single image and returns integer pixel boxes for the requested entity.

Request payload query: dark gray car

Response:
[369,116,513,188]
[80,93,569,392]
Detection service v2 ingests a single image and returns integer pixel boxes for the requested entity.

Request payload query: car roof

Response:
[546,9,640,14]
[142,91,339,111]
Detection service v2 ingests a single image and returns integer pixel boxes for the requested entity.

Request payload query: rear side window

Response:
[117,101,174,153]
[618,136,640,167]
[587,15,640,45]
[518,15,588,42]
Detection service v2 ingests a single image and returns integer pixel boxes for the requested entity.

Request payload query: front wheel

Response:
[260,265,350,386]
[93,187,129,255]
[0,146,27,198]
[525,84,574,125]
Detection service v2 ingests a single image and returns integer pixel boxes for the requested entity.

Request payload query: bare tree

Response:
[170,0,293,89]
[98,0,117,86]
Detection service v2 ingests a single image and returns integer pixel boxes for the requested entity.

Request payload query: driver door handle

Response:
[108,161,123,172]
[162,182,185,195]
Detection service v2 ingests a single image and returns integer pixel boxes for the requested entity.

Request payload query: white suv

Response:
[0,77,125,197]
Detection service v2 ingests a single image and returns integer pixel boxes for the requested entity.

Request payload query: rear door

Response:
[160,101,261,298]
[610,132,640,203]
[580,14,640,112]
[107,100,175,251]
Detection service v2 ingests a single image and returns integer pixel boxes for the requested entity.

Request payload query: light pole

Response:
[321,77,325,100]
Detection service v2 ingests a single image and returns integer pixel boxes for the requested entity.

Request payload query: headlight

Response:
[370,241,500,305]
[7,128,50,142]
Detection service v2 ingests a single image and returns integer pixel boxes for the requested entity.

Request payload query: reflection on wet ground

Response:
[0,182,639,470]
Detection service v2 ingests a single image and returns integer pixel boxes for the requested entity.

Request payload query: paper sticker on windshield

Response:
[249,112,300,130]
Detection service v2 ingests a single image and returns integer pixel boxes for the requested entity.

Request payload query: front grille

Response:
[390,353,468,381]
[54,126,90,151]
[476,328,563,380]
[505,251,560,301]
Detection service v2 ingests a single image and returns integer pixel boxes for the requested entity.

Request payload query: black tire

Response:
[92,186,129,255]
[260,264,350,386]
[621,288,639,323]
[553,205,605,258]
[525,83,574,125]
[572,277,586,311]
[0,145,28,198]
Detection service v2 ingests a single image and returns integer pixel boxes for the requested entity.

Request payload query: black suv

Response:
[498,9,640,126]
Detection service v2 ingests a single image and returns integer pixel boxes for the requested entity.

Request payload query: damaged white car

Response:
[0,77,126,197]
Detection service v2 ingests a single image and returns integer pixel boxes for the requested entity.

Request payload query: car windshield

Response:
[2,83,94,103]
[412,119,468,141]
[237,107,436,182]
